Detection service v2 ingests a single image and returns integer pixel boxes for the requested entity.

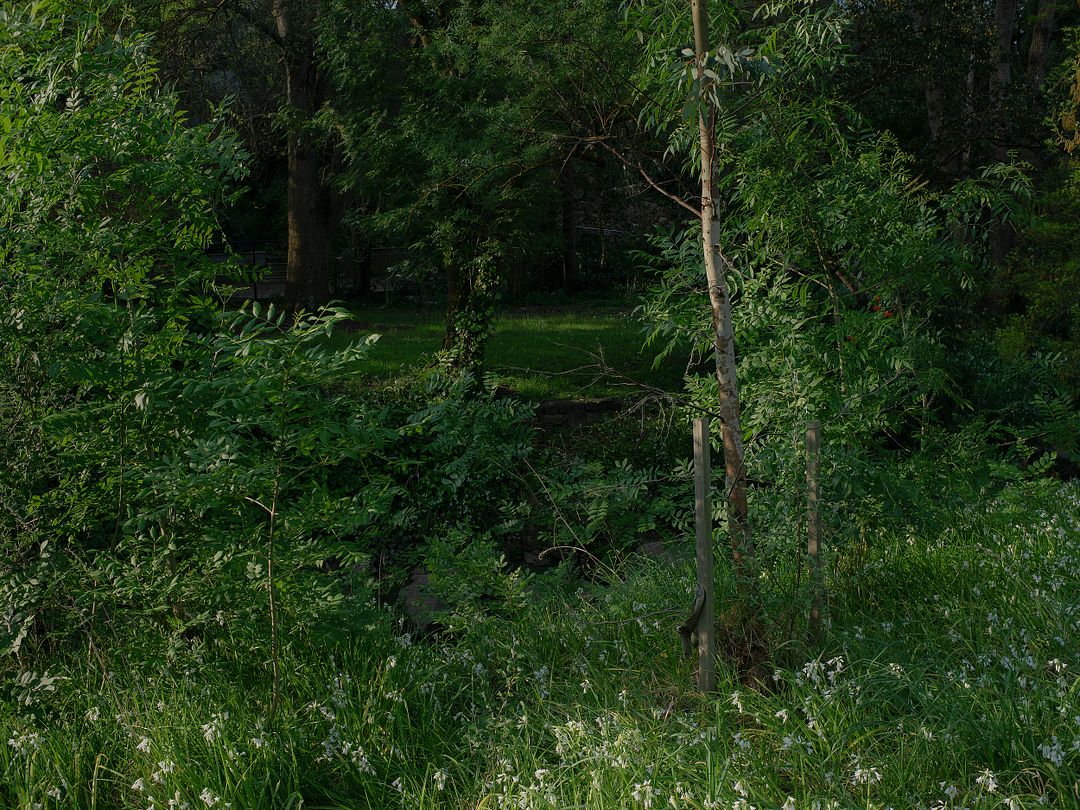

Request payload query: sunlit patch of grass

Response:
[330,302,688,400]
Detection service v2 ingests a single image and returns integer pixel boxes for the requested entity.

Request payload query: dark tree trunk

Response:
[991,0,1017,103]
[272,0,334,310]
[560,165,578,294]
[443,261,462,351]
[989,0,1019,263]
[1027,0,1059,87]
[912,5,950,175]
[354,236,372,298]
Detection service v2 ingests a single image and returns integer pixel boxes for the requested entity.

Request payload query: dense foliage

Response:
[1,0,1079,808]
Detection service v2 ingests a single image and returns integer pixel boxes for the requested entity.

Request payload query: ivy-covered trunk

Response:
[691,0,756,601]
[442,249,498,371]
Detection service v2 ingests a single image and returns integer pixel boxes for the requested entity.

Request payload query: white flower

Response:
[975,769,998,793]
[939,782,958,800]
[152,760,176,784]
[774,709,789,723]
[631,779,657,808]
[851,766,881,786]
[782,798,796,810]
[733,780,748,798]
[132,779,147,792]
[85,707,101,722]
[391,778,403,792]
[433,768,448,790]
[198,788,219,807]
[1039,736,1064,767]
[136,736,151,753]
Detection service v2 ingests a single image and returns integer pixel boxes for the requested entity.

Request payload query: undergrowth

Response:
[3,481,1077,809]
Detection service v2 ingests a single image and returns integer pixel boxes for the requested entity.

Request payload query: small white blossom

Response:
[975,769,998,793]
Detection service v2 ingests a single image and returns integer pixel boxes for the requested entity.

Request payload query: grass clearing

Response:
[5,481,1078,809]
[335,302,688,400]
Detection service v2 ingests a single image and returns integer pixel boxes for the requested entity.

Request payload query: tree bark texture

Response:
[992,0,1017,96]
[1027,0,1059,88]
[272,0,335,309]
[691,0,755,593]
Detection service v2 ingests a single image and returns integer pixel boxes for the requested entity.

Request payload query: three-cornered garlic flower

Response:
[975,769,998,793]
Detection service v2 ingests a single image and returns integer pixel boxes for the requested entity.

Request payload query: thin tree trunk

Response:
[691,0,755,597]
[273,0,333,309]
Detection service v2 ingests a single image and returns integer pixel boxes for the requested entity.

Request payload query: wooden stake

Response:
[806,420,823,640]
[693,417,716,692]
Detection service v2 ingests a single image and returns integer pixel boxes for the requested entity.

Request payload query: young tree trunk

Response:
[691,0,756,597]
[272,0,334,309]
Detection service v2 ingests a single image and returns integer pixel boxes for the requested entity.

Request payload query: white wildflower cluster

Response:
[630,779,657,809]
[6,731,42,758]
[152,759,177,785]
[1038,736,1064,767]
[532,666,551,700]
[200,712,228,744]
[433,767,449,791]
[975,769,997,793]
[849,758,882,787]
[489,758,559,809]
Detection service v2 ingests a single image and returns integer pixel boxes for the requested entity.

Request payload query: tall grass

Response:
[3,482,1078,809]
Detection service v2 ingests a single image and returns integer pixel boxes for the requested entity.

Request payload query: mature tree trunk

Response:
[991,0,1017,99]
[353,235,372,298]
[272,0,334,309]
[912,6,950,174]
[990,0,1019,263]
[1027,0,1059,88]
[691,0,756,598]
[560,164,578,294]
